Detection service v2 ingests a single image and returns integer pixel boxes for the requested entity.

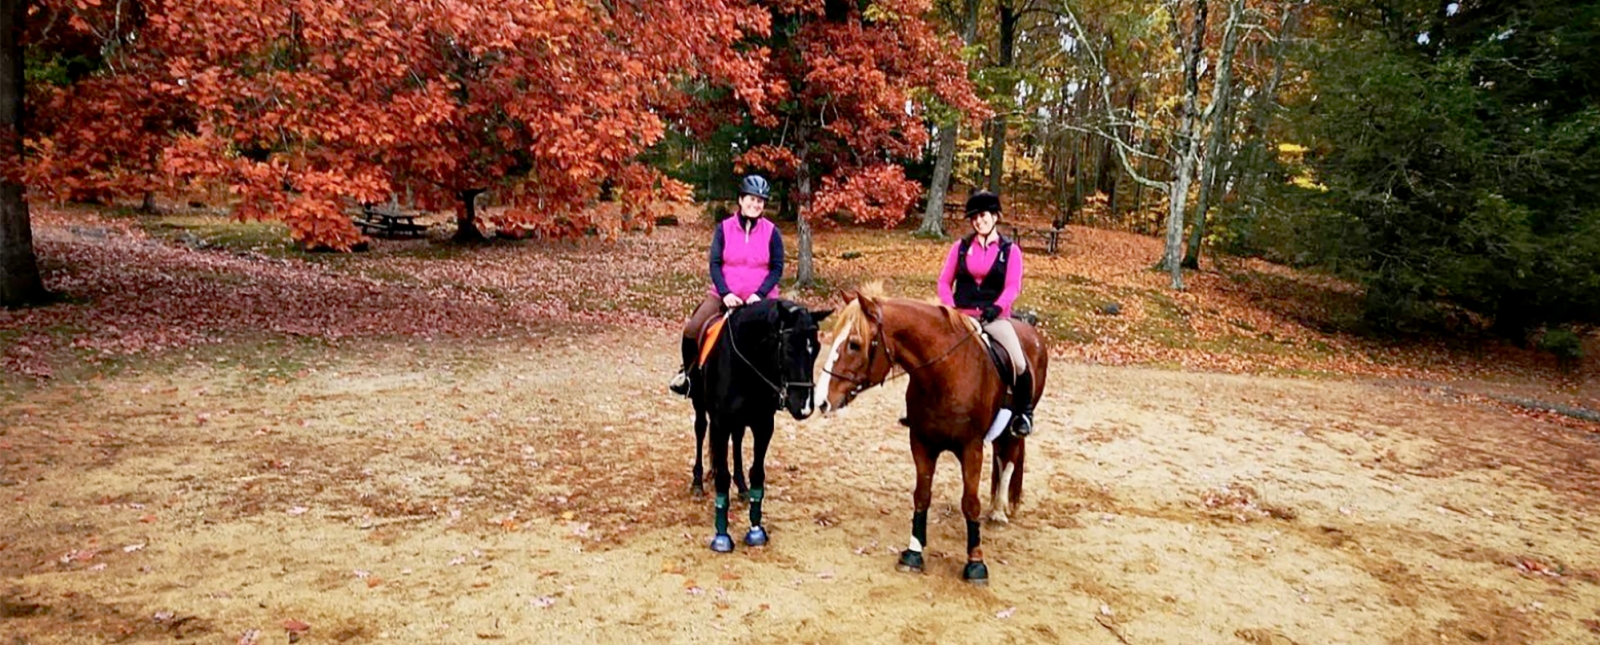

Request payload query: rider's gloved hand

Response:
[980,305,1001,323]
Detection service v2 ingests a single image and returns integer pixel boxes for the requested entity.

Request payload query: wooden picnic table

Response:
[353,204,429,238]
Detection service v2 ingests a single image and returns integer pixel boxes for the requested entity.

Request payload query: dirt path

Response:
[3,332,1599,644]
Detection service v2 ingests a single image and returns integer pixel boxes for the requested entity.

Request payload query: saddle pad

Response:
[698,315,728,367]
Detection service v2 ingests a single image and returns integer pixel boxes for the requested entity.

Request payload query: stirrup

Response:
[1008,413,1033,438]
[668,371,690,396]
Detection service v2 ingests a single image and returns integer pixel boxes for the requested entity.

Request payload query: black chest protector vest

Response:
[952,234,1012,310]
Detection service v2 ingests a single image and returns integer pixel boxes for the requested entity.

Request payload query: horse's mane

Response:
[830,282,976,341]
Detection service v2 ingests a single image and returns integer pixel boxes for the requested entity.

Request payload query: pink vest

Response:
[708,217,780,299]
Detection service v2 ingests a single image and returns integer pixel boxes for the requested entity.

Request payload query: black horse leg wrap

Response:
[912,510,929,549]
[966,519,981,553]
[714,494,730,534]
[748,488,764,526]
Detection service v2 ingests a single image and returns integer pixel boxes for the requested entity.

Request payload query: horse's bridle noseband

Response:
[726,315,812,407]
[822,304,978,402]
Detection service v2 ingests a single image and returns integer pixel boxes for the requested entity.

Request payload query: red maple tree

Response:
[64,0,774,249]
[714,0,987,284]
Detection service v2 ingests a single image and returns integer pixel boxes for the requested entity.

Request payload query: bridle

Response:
[726,311,812,408]
[823,304,977,401]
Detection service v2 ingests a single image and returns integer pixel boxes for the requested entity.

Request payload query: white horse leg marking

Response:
[989,461,1015,524]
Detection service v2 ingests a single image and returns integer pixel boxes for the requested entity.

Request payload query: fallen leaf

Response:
[531,596,556,608]
[237,629,262,645]
[996,606,1017,619]
[122,543,146,553]
[286,506,309,516]
[282,618,310,633]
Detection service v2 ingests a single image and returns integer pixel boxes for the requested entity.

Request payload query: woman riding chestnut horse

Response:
[817,191,1047,584]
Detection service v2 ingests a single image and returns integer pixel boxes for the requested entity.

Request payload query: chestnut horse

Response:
[817,292,1046,584]
[689,299,831,553]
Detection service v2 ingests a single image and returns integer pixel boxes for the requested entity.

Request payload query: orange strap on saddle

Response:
[697,315,728,367]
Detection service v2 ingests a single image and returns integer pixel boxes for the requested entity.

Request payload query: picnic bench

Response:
[353,204,429,238]
[1008,225,1067,256]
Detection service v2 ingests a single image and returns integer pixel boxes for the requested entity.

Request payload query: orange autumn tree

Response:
[151,0,771,249]
[714,0,985,285]
[25,0,191,209]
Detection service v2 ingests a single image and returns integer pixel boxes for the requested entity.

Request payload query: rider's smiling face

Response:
[969,211,998,237]
[739,195,766,219]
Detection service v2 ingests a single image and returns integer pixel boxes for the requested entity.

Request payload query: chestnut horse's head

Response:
[817,292,896,416]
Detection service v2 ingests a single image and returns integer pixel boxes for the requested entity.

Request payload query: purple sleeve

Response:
[996,244,1024,316]
[936,242,961,308]
[709,225,730,296]
[756,227,784,296]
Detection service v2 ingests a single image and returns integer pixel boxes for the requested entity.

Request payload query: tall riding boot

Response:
[1008,370,1035,437]
[669,336,696,397]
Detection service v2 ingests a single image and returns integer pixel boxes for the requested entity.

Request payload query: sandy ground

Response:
[3,331,1600,644]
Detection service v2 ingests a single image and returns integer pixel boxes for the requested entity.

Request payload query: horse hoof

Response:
[709,534,735,553]
[690,484,706,498]
[738,490,751,503]
[896,550,925,573]
[963,561,990,585]
[744,526,769,547]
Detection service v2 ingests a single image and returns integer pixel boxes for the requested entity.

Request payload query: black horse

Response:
[688,298,830,553]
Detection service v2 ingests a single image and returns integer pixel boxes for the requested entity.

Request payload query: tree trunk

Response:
[918,124,959,238]
[1183,0,1244,270]
[918,0,982,239]
[0,0,43,307]
[1232,1,1301,226]
[453,189,488,243]
[1163,0,1208,290]
[794,125,816,288]
[985,0,1018,193]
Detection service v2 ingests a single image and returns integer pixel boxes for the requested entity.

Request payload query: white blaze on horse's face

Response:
[817,328,853,416]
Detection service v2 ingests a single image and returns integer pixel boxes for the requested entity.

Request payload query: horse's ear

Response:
[810,308,834,324]
[857,294,881,318]
[838,289,859,305]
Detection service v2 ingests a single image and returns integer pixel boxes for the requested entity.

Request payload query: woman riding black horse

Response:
[691,298,830,553]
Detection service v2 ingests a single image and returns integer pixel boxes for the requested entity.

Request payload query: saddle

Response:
[960,315,1018,393]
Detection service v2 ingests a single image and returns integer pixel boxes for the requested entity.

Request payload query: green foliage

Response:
[1537,326,1584,365]
[1286,0,1600,336]
[24,51,97,87]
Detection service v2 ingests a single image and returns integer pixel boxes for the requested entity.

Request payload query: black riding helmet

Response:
[964,191,1001,218]
[740,175,771,201]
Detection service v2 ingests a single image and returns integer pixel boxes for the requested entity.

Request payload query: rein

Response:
[725,312,809,404]
[823,305,978,398]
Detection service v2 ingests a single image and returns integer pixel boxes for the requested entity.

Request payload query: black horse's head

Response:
[733,299,832,420]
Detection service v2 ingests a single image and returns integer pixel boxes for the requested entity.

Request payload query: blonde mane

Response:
[829,281,977,343]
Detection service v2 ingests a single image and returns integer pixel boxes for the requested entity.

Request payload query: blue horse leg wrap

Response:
[967,519,981,553]
[912,510,929,549]
[714,494,730,534]
[748,487,764,526]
